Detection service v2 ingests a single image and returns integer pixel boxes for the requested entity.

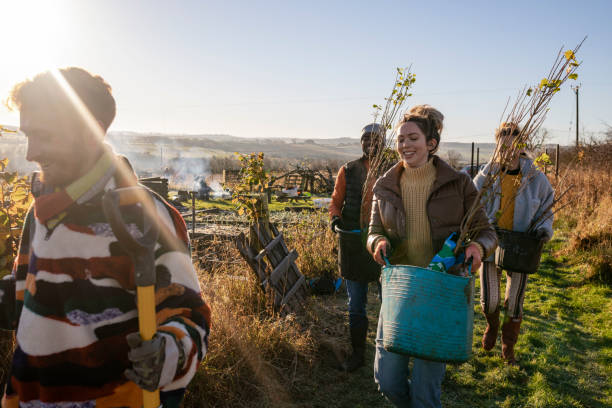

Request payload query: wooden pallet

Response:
[235,222,307,315]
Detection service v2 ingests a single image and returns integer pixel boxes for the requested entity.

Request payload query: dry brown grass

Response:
[282,212,337,279]
[569,194,612,250]
[185,270,317,407]
[554,141,612,284]
[184,216,340,407]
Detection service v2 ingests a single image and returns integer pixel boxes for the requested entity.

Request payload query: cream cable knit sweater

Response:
[391,159,437,267]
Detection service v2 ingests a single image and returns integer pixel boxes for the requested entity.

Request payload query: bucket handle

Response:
[383,256,391,267]
[335,227,361,235]
[383,256,471,275]
[464,259,473,276]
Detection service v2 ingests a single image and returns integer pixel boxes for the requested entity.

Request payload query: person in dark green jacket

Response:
[329,123,383,372]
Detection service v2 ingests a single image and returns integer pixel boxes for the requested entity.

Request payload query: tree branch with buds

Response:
[455,38,586,255]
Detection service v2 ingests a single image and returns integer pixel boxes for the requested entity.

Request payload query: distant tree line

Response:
[208,155,345,173]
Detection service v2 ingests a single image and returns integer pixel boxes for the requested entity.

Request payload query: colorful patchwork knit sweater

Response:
[0,152,210,407]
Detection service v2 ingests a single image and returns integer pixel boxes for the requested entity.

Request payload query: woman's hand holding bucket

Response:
[373,239,389,265]
[464,243,482,271]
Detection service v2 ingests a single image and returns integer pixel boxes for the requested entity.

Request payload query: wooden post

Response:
[191,192,196,236]
[470,142,474,177]
[249,192,271,251]
[476,147,480,170]
[555,144,560,179]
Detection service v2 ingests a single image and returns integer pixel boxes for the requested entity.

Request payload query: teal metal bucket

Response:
[381,263,475,363]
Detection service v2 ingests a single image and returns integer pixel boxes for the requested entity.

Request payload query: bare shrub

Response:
[209,155,240,174]
[445,149,463,169]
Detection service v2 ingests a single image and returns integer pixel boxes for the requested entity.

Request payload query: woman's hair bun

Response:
[397,104,444,154]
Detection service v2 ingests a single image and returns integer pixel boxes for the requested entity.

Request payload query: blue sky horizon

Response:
[0,0,610,145]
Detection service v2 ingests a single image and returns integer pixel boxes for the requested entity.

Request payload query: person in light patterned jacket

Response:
[474,122,554,365]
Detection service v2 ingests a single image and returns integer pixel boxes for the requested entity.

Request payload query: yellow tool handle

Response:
[138,285,161,408]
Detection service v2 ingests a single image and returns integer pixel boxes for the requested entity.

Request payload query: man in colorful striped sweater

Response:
[0,67,211,407]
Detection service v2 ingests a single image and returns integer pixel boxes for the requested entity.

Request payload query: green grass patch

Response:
[283,233,612,407]
[443,236,612,408]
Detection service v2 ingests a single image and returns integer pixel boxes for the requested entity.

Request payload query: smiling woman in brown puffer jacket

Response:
[367,105,497,408]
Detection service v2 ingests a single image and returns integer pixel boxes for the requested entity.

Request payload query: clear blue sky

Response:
[0,0,610,144]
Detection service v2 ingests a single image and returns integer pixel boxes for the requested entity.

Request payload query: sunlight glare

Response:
[0,0,68,117]
[48,69,190,255]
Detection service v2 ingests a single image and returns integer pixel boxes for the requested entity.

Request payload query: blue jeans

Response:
[346,279,369,329]
[373,312,446,408]
[346,279,383,328]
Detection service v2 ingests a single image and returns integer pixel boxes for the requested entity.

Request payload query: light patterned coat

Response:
[474,156,555,242]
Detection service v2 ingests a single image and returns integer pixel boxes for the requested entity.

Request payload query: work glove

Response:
[330,216,342,233]
[125,332,185,391]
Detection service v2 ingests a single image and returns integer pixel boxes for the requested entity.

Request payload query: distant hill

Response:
[105,132,500,175]
[106,132,364,162]
[0,129,505,175]
[106,132,496,160]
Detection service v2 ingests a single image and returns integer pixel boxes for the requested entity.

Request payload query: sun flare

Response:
[0,0,68,111]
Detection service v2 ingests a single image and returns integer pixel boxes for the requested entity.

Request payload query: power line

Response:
[119,86,531,112]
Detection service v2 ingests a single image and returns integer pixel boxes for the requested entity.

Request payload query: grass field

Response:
[442,231,611,408]
[282,230,611,408]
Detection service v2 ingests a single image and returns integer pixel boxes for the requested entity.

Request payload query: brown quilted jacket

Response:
[367,156,497,259]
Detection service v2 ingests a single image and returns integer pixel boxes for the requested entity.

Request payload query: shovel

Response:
[102,186,161,408]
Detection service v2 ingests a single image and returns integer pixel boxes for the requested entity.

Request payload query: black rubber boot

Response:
[342,321,368,372]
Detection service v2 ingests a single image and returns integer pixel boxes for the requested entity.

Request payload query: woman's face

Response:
[498,130,522,170]
[396,122,436,168]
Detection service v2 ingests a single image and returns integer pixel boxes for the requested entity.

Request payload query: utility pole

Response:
[555,144,560,179]
[191,192,196,236]
[470,142,475,177]
[572,84,581,148]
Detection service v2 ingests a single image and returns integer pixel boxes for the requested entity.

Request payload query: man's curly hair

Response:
[6,67,116,131]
